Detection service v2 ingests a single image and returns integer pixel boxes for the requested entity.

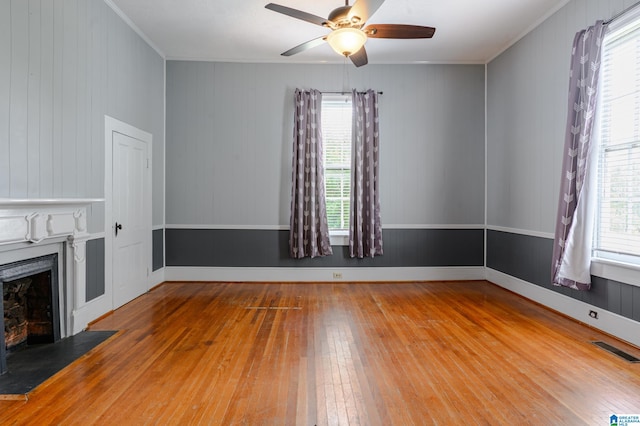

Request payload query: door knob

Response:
[115,222,123,236]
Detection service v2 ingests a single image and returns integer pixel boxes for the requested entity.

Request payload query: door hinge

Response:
[147,267,150,277]
[146,158,150,169]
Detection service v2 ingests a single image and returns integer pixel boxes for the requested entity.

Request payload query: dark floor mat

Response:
[0,330,117,396]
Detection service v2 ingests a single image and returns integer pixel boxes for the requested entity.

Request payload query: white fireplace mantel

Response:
[0,198,104,336]
[0,199,103,245]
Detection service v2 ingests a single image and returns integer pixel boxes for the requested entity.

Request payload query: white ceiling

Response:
[109,0,570,64]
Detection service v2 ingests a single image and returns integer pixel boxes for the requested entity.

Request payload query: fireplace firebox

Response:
[0,254,61,375]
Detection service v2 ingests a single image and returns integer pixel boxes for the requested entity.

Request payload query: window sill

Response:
[330,232,349,246]
[590,258,640,288]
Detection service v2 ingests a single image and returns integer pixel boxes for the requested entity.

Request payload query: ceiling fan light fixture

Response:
[326,27,367,57]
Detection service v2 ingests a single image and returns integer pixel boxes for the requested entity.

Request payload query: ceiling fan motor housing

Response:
[327,6,362,28]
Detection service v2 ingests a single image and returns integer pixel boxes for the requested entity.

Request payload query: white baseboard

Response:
[164,266,486,283]
[71,294,113,334]
[486,268,640,348]
[150,267,165,289]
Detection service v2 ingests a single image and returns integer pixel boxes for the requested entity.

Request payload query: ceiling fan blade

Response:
[265,3,328,27]
[349,46,368,67]
[348,0,386,25]
[281,37,327,56]
[364,24,436,39]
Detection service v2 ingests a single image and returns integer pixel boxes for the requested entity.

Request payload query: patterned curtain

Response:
[290,89,333,258]
[350,89,383,258]
[551,21,607,290]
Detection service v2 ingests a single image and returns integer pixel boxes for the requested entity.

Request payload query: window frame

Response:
[591,7,640,287]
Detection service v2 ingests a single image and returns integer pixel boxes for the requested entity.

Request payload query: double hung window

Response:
[594,13,640,267]
[321,94,352,233]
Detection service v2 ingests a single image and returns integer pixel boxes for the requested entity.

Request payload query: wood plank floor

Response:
[1,281,639,425]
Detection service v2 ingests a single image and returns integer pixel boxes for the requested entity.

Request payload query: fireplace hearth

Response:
[0,255,60,375]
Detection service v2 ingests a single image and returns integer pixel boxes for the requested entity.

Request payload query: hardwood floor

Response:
[1,281,639,425]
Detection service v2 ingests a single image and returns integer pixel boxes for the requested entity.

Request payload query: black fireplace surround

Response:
[0,254,61,375]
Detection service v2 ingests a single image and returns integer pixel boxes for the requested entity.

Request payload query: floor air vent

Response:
[592,341,640,363]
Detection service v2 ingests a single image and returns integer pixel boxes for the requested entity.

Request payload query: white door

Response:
[112,131,149,308]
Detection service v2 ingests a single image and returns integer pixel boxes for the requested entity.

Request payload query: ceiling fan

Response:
[265,0,436,67]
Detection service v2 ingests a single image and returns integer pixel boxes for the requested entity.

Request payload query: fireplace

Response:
[0,254,61,374]
[0,199,103,371]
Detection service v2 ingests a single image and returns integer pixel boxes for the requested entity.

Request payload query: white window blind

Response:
[322,95,352,231]
[595,16,640,264]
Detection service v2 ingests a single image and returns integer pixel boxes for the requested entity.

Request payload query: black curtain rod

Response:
[322,91,383,95]
[605,0,640,24]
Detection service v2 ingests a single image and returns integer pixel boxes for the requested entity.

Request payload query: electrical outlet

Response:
[333,272,343,279]
[589,310,598,319]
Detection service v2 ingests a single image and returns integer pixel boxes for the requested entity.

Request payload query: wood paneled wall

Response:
[487,0,637,234]
[0,0,165,231]
[165,61,485,228]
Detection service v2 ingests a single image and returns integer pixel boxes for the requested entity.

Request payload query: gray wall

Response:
[165,61,486,269]
[1,1,165,302]
[487,0,636,233]
[153,229,164,271]
[86,238,105,301]
[0,0,165,231]
[166,62,485,228]
[486,0,640,324]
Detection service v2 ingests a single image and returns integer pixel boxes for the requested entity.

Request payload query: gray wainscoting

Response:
[85,238,105,302]
[486,230,553,288]
[153,229,164,271]
[486,229,640,322]
[166,228,484,268]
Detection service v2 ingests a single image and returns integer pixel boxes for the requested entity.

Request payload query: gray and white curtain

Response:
[551,21,607,290]
[290,89,333,258]
[350,89,383,258]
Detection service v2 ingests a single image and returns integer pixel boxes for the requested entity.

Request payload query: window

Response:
[322,94,352,232]
[594,13,640,266]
